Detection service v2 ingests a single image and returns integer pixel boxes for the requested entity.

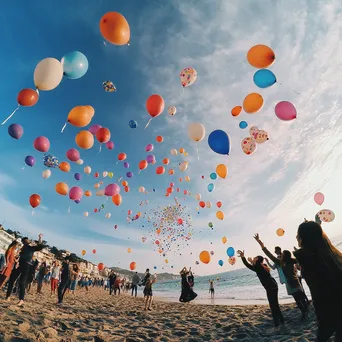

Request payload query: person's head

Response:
[135,272,137,274]
[7,240,19,250]
[21,237,30,245]
[274,246,282,257]
[252,255,270,272]
[64,256,71,263]
[146,268,150,273]
[281,250,293,263]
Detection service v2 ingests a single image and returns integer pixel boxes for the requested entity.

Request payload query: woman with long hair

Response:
[237,250,284,327]
[179,267,197,303]
[254,234,309,320]
[0,240,19,288]
[69,264,79,294]
[36,261,47,294]
[293,220,342,341]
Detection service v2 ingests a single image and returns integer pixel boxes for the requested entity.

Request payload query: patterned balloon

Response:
[228,256,236,265]
[254,130,269,144]
[317,209,335,223]
[241,137,257,155]
[168,106,177,116]
[43,154,59,168]
[180,67,197,88]
[102,81,116,92]
[249,126,259,137]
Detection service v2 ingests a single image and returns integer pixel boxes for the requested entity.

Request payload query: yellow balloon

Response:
[127,248,132,253]
[216,164,228,179]
[222,236,227,244]
[276,228,285,236]
[216,211,224,220]
[81,249,86,256]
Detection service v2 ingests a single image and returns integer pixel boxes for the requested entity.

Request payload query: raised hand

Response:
[237,250,245,258]
[253,234,265,248]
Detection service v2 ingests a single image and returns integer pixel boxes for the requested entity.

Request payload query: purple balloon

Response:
[8,124,23,140]
[88,124,102,135]
[126,172,133,178]
[25,155,35,167]
[74,172,81,181]
[145,144,154,152]
[74,199,81,204]
[124,161,129,168]
[146,154,155,164]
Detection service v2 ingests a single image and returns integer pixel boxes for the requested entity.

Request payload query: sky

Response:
[0,0,342,276]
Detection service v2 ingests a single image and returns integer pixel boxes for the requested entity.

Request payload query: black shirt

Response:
[19,244,44,264]
[61,261,70,280]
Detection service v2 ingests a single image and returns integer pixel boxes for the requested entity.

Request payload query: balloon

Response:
[247,45,275,68]
[218,260,224,267]
[102,81,116,92]
[99,12,130,45]
[112,193,122,206]
[195,193,201,201]
[168,169,175,175]
[185,176,190,182]
[208,222,213,228]
[222,236,227,244]
[66,148,80,162]
[208,130,231,155]
[215,164,227,179]
[199,201,205,208]
[76,130,94,149]
[156,136,164,143]
[42,170,51,179]
[146,155,155,164]
[88,124,102,135]
[188,122,205,142]
[118,152,126,161]
[217,201,222,208]
[76,159,84,165]
[108,172,113,178]
[253,69,276,88]
[145,144,154,152]
[92,249,96,254]
[226,247,235,257]
[84,212,88,217]
[129,262,136,271]
[103,171,108,178]
[254,130,269,144]
[276,228,285,237]
[127,248,132,253]
[33,136,50,153]
[167,187,173,194]
[163,158,169,165]
[210,173,217,180]
[239,121,248,129]
[25,156,35,167]
[179,161,188,172]
[314,192,325,206]
[59,162,70,172]
[317,209,335,223]
[33,58,63,91]
[206,201,212,208]
[275,101,297,121]
[216,211,224,220]
[29,194,41,208]
[84,166,91,174]
[81,250,86,256]
[122,180,128,186]
[106,141,114,150]
[180,67,197,87]
[199,251,210,264]
[74,173,81,181]
[241,137,257,155]
[243,93,264,114]
[98,263,105,271]
[84,190,92,197]
[156,166,165,175]
[61,51,88,79]
[105,213,111,219]
[170,149,178,156]
[231,106,242,117]
[17,88,39,107]
[146,95,165,121]
[8,124,23,140]
[126,172,133,178]
[96,189,105,196]
[129,120,137,128]
[124,161,130,168]
[94,183,100,189]
[69,186,83,200]
[105,184,120,196]
[55,182,68,196]
[228,257,236,265]
[168,106,177,116]
[139,186,145,193]
[96,127,111,143]
[208,183,215,192]
[249,126,259,136]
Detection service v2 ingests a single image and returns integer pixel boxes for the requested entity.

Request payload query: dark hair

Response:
[146,268,150,272]
[281,250,296,265]
[21,237,29,244]
[255,255,270,273]
[275,246,281,252]
[5,240,19,258]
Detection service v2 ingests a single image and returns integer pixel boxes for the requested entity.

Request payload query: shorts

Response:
[70,279,77,291]
[144,287,153,297]
[210,288,215,293]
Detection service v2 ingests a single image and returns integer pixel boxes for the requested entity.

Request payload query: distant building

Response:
[0,229,19,254]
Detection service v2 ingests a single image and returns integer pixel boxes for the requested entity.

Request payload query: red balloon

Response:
[217,201,222,208]
[29,194,41,208]
[92,249,96,254]
[199,201,205,208]
[66,148,80,162]
[96,127,111,143]
[17,89,39,107]
[34,136,50,153]
[98,263,104,271]
[129,262,136,270]
[94,172,99,178]
[156,166,165,175]
[177,218,183,225]
[124,186,130,193]
[146,94,165,118]
[170,182,174,187]
[167,187,173,194]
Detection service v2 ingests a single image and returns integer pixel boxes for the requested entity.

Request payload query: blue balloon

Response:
[227,247,235,257]
[74,173,81,181]
[210,172,217,180]
[154,266,157,269]
[61,51,88,79]
[129,120,137,128]
[253,69,276,88]
[208,183,215,192]
[208,130,231,155]
[218,260,224,266]
[239,121,248,129]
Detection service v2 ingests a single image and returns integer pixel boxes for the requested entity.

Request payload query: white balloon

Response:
[84,212,89,217]
[76,159,84,165]
[34,58,64,91]
[168,106,177,116]
[84,166,91,174]
[179,161,188,172]
[195,193,201,201]
[105,212,111,219]
[170,149,178,156]
[103,171,108,178]
[96,189,105,196]
[188,123,205,142]
[139,186,145,193]
[42,169,51,179]
[206,201,212,208]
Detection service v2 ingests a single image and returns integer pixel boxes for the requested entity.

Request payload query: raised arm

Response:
[237,250,256,272]
[34,233,45,251]
[253,234,280,266]
[265,258,276,270]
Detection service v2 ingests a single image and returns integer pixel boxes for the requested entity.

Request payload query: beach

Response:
[0,287,324,342]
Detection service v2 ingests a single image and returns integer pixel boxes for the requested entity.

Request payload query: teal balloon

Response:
[239,121,248,129]
[208,183,215,192]
[218,260,223,266]
[61,51,89,79]
[253,69,276,88]
[208,130,231,155]
[227,247,235,257]
[210,172,217,180]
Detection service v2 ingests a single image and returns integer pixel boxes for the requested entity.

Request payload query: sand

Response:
[0,286,331,342]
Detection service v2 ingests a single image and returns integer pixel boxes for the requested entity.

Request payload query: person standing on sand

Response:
[108,271,116,295]
[6,234,44,307]
[143,272,156,311]
[36,261,47,294]
[188,268,194,289]
[237,250,284,327]
[0,240,19,289]
[264,246,286,286]
[114,276,121,295]
[57,256,71,305]
[26,259,39,293]
[69,264,79,295]
[50,261,60,296]
[179,267,198,303]
[209,279,215,299]
[131,272,140,297]
[293,219,342,341]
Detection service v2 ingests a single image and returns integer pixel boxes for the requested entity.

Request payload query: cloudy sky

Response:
[0,0,341,275]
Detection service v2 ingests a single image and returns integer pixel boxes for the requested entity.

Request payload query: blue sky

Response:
[0,0,342,275]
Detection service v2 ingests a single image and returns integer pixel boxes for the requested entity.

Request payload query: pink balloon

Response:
[88,124,102,135]
[69,186,83,200]
[66,148,80,162]
[314,192,324,206]
[106,141,114,150]
[33,136,50,153]
[145,144,154,152]
[104,183,120,196]
[275,101,297,121]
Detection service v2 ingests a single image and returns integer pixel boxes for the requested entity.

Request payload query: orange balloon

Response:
[165,193,170,197]
[199,251,210,264]
[98,263,105,271]
[156,229,161,234]
[94,183,100,189]
[139,160,148,171]
[129,261,136,271]
[156,135,163,143]
[100,12,130,46]
[29,194,41,208]
[17,88,39,107]
[247,44,275,69]
[76,130,94,149]
[112,193,122,206]
[67,106,94,127]
[96,127,111,143]
[59,161,70,172]
[118,152,126,161]
[179,148,184,154]
[243,93,264,114]
[216,164,228,179]
[124,186,130,193]
[199,201,205,208]
[168,169,175,175]
[85,105,95,117]
[167,187,173,194]
[162,158,169,165]
[146,94,165,118]
[122,180,128,187]
[55,182,69,196]
[156,166,165,175]
[231,106,242,117]
[84,190,92,197]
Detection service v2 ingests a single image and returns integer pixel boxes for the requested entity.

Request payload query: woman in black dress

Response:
[179,267,197,302]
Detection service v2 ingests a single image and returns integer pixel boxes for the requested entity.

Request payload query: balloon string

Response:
[35,88,40,95]
[1,104,20,125]
[196,144,199,160]
[103,41,107,46]
[61,122,67,133]
[68,205,71,214]
[32,209,35,216]
[145,118,153,129]
[292,89,301,95]
[98,144,102,154]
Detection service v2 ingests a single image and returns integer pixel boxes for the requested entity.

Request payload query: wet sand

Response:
[0,286,329,341]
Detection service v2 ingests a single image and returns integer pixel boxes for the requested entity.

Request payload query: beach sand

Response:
[0,286,328,341]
